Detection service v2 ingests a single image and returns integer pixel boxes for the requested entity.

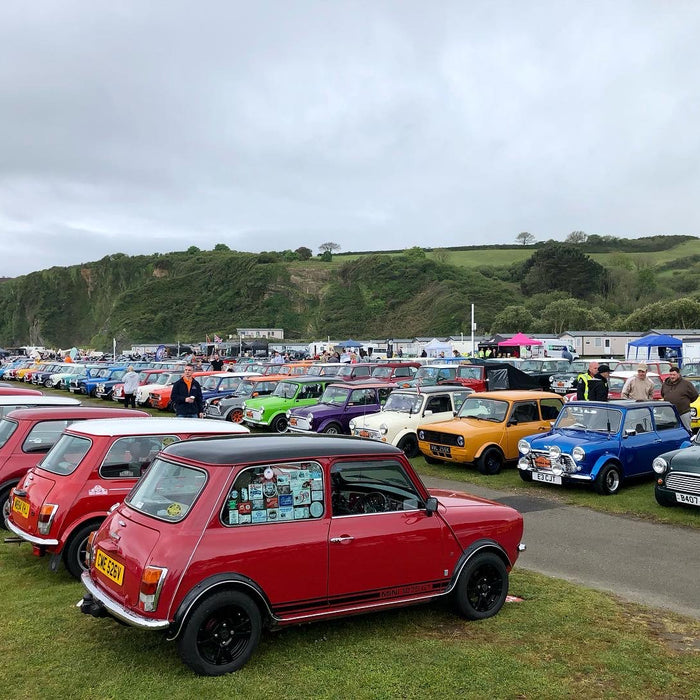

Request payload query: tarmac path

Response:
[424,476,700,620]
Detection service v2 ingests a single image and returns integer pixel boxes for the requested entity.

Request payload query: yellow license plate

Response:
[12,497,30,519]
[95,549,124,586]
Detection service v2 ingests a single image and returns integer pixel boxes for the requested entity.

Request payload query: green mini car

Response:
[653,431,700,509]
[242,377,340,432]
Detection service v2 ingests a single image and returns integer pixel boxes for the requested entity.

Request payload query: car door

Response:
[327,459,447,603]
[505,401,547,459]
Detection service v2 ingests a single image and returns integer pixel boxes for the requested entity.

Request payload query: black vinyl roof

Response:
[162,433,403,465]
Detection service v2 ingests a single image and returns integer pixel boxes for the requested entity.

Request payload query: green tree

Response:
[213,243,230,251]
[520,243,607,299]
[295,246,312,260]
[187,245,201,254]
[565,230,588,244]
[490,305,535,333]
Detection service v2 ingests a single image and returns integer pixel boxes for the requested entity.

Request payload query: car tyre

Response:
[654,486,676,507]
[178,590,262,676]
[271,415,288,433]
[322,423,342,435]
[397,434,419,458]
[63,521,100,579]
[453,552,508,620]
[594,463,622,495]
[518,469,533,482]
[0,484,16,530]
[478,448,504,475]
[424,455,444,465]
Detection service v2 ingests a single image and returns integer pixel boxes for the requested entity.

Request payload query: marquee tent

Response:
[497,333,542,347]
[337,339,364,348]
[423,338,453,358]
[626,334,682,362]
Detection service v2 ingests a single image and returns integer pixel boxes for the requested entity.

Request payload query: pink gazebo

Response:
[497,333,542,347]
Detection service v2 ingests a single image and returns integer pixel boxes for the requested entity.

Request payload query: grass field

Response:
[1,534,699,699]
[2,387,699,697]
[335,238,699,272]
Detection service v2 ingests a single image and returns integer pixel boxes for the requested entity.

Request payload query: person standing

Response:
[562,347,573,363]
[589,364,611,401]
[171,365,204,418]
[576,361,600,400]
[122,365,140,409]
[661,366,698,431]
[210,353,224,371]
[620,364,655,401]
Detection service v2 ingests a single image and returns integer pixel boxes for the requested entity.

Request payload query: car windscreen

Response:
[456,366,482,380]
[382,393,423,414]
[0,418,19,449]
[458,398,509,422]
[127,458,207,522]
[272,381,298,399]
[38,434,92,476]
[554,405,622,433]
[371,367,391,379]
[320,386,351,405]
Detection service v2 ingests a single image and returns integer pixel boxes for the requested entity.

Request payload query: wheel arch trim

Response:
[168,573,276,640]
[446,539,512,593]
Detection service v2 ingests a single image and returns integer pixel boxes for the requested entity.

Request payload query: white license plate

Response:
[533,472,562,485]
[676,492,700,506]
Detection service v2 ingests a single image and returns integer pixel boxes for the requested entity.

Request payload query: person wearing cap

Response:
[589,364,611,401]
[576,361,600,400]
[661,366,698,431]
[621,364,655,401]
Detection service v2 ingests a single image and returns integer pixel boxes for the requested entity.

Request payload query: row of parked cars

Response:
[0,382,526,676]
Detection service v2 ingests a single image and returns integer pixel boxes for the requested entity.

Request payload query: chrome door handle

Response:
[330,536,354,543]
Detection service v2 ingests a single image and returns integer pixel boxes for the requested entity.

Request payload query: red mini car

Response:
[78,434,525,676]
[0,406,148,527]
[6,417,249,579]
[0,386,43,397]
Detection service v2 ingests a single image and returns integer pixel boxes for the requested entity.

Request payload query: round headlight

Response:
[418,430,425,441]
[552,464,563,476]
[307,413,313,424]
[379,423,388,435]
[549,375,554,383]
[518,439,530,455]
[652,457,668,474]
[349,420,356,430]
[548,445,562,461]
[286,410,291,418]
[242,401,247,410]
[457,435,464,447]
[572,446,586,462]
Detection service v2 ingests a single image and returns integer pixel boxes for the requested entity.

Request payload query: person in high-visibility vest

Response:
[576,361,600,400]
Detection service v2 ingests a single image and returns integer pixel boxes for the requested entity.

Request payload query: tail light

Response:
[138,566,168,612]
[85,530,97,568]
[37,504,58,535]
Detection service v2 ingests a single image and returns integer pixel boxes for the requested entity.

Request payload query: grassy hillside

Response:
[0,236,698,349]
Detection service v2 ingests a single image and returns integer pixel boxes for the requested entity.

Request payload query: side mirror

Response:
[423,409,433,416]
[425,497,439,515]
[623,428,636,437]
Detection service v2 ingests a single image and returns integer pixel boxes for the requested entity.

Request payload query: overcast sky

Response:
[1,1,699,277]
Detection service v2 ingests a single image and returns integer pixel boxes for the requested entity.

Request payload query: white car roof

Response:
[0,396,81,406]
[65,417,250,437]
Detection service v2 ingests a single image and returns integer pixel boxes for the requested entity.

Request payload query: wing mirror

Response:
[425,497,439,515]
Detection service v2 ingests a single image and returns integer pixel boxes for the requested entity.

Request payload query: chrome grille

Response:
[530,449,577,473]
[419,429,461,447]
[666,472,700,496]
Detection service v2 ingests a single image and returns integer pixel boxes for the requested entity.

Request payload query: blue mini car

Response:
[517,400,692,495]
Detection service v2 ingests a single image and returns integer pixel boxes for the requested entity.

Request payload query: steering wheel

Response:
[354,491,387,514]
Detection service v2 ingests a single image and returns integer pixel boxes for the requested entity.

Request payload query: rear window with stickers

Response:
[222,462,324,526]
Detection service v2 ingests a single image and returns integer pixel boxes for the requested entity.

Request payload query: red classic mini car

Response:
[0,406,149,527]
[78,434,525,676]
[6,417,249,579]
